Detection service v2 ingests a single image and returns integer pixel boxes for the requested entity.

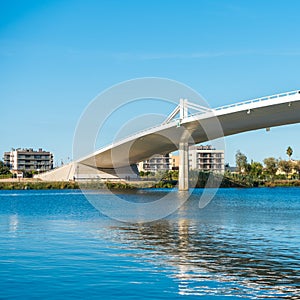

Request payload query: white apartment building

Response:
[138,154,172,173]
[189,145,224,173]
[3,148,53,172]
[138,146,224,174]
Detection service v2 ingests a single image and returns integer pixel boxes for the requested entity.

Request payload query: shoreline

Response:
[1,179,300,190]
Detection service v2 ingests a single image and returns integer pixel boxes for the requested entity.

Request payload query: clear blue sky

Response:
[1,0,300,166]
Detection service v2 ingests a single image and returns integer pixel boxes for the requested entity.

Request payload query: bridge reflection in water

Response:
[105,190,300,298]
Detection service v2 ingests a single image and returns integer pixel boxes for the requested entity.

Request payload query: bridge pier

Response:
[178,142,189,191]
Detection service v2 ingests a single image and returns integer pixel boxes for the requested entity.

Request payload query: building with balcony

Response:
[3,148,53,172]
[138,146,224,174]
[138,154,172,173]
[189,145,224,173]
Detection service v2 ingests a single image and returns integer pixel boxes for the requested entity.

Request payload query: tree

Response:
[235,150,248,173]
[249,161,263,179]
[278,160,293,177]
[0,161,10,175]
[286,146,293,160]
[293,161,300,178]
[263,157,278,178]
[155,170,169,181]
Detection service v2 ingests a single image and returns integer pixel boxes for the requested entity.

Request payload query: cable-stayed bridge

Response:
[36,90,300,190]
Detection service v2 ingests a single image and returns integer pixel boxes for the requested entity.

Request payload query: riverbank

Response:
[0,180,79,190]
[264,180,300,187]
[0,179,149,190]
[1,178,300,190]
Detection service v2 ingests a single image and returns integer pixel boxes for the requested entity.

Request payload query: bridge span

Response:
[36,90,300,190]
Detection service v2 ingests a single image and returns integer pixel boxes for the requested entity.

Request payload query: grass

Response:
[1,177,300,190]
[0,181,79,190]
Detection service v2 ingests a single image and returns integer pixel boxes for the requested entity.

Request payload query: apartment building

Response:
[189,145,224,173]
[138,145,224,173]
[3,148,53,172]
[138,154,171,173]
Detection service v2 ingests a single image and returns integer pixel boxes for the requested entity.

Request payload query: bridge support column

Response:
[178,142,189,191]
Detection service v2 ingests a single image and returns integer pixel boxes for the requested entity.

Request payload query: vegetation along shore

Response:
[1,147,300,190]
[1,173,300,190]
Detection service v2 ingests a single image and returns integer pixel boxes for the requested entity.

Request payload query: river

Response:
[0,188,299,299]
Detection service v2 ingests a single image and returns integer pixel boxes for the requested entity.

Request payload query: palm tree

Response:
[286,146,293,160]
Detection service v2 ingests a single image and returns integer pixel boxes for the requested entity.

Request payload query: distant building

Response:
[189,145,225,173]
[170,153,179,170]
[138,154,172,173]
[138,145,224,174]
[10,170,24,179]
[3,148,53,172]
[225,165,238,173]
[277,159,299,176]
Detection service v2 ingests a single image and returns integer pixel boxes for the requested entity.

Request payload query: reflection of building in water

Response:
[176,218,194,293]
[113,216,297,298]
[9,214,19,232]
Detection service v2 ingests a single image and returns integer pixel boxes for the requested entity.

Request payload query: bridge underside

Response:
[79,98,300,167]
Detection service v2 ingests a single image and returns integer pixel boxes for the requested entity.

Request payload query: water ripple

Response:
[0,188,299,299]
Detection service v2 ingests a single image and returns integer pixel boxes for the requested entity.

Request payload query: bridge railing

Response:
[108,90,300,146]
[172,90,300,119]
[214,90,299,112]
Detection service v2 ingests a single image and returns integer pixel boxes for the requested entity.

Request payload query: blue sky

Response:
[1,0,300,166]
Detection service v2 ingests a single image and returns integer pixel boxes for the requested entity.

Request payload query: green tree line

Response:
[235,146,300,181]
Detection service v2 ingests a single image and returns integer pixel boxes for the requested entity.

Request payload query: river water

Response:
[0,188,299,299]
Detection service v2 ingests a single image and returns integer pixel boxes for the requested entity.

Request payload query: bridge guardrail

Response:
[214,90,299,111]
[100,90,300,149]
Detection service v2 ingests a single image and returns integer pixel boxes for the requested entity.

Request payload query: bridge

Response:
[36,90,300,190]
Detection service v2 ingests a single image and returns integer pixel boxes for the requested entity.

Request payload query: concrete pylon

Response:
[178,142,189,191]
[180,98,188,120]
